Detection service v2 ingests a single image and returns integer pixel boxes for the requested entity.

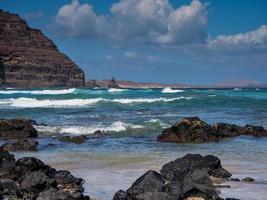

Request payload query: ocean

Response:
[0,87,267,200]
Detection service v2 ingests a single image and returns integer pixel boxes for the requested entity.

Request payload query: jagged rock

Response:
[0,10,84,87]
[240,125,267,137]
[0,118,38,139]
[183,169,218,199]
[241,177,255,183]
[160,154,231,180]
[157,117,267,143]
[108,77,119,88]
[58,135,88,144]
[113,154,230,200]
[0,148,90,199]
[0,147,15,177]
[2,139,39,151]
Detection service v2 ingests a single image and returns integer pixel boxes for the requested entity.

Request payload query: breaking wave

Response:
[35,121,144,135]
[162,87,184,93]
[108,88,126,93]
[0,88,76,95]
[0,96,193,108]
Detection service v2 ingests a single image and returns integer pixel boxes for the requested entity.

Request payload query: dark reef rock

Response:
[0,10,85,88]
[157,117,267,143]
[113,154,232,200]
[58,135,88,144]
[2,139,39,151]
[0,147,90,199]
[0,118,38,139]
[160,154,231,180]
[241,177,255,183]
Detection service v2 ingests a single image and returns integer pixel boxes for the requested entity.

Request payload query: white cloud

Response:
[209,25,267,50]
[54,0,208,44]
[54,0,106,37]
[124,51,137,59]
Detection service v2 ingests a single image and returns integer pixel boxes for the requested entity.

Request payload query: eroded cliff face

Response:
[0,10,85,87]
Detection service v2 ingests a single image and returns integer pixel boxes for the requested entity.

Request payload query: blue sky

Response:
[1,0,267,84]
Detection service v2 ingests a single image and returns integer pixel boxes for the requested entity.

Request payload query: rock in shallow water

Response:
[0,118,38,139]
[157,117,267,143]
[113,154,232,200]
[2,139,39,151]
[58,135,88,144]
[0,147,90,199]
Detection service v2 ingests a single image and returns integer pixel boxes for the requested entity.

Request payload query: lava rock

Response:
[160,154,231,180]
[113,154,229,200]
[241,177,255,183]
[59,135,88,144]
[0,148,90,199]
[2,139,39,151]
[157,117,267,143]
[0,118,38,139]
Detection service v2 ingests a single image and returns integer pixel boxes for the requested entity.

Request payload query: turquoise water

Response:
[0,88,267,199]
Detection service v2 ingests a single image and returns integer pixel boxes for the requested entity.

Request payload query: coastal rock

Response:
[0,118,38,139]
[113,154,231,200]
[85,79,100,88]
[0,147,90,199]
[0,10,84,88]
[157,117,267,143]
[58,135,88,144]
[241,177,255,183]
[160,154,231,180]
[2,139,39,151]
[108,77,119,88]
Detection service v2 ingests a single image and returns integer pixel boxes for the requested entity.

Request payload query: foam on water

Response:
[0,96,193,108]
[162,87,184,93]
[108,88,126,93]
[36,121,144,135]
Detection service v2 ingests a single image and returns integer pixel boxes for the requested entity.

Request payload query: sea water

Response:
[0,88,267,199]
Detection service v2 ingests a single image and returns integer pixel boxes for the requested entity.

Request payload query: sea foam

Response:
[0,88,76,95]
[162,87,184,93]
[108,88,126,93]
[0,96,193,108]
[35,121,144,135]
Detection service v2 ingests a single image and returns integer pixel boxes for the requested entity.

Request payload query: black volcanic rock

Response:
[0,147,90,199]
[2,139,39,151]
[113,154,231,200]
[0,118,38,139]
[157,117,267,143]
[0,10,85,88]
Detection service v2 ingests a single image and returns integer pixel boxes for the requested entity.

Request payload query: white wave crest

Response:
[162,87,184,93]
[108,88,126,93]
[8,97,104,108]
[0,96,193,108]
[35,121,144,135]
[0,88,76,95]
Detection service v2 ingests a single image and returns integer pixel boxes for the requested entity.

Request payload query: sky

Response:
[1,0,267,84]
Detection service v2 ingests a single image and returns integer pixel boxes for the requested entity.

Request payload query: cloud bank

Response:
[55,0,208,44]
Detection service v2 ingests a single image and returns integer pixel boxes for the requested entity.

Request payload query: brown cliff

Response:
[0,10,85,88]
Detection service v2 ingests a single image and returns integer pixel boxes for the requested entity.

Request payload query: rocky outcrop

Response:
[0,10,85,88]
[0,118,38,139]
[108,77,119,88]
[157,117,267,143]
[0,147,90,199]
[58,135,88,144]
[113,154,233,200]
[85,80,100,88]
[1,139,39,151]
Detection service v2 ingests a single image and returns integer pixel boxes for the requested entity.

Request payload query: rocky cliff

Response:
[0,10,85,88]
